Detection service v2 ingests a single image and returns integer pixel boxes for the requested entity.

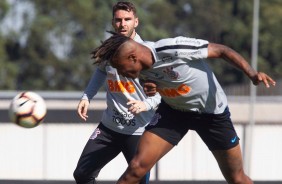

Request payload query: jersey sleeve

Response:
[142,92,161,111]
[154,36,209,60]
[81,68,106,101]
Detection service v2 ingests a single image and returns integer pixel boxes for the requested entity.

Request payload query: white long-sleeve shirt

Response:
[82,33,161,135]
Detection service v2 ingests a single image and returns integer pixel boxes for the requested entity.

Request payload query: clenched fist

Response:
[142,80,157,97]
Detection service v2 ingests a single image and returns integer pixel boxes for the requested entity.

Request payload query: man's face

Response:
[112,10,138,39]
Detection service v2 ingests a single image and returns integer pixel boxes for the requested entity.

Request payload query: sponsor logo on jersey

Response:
[176,39,201,45]
[107,80,136,94]
[161,56,173,62]
[157,84,191,97]
[218,102,223,108]
[175,50,202,57]
[112,109,136,126]
[163,67,179,80]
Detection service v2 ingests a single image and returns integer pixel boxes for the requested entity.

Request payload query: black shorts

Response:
[145,101,239,151]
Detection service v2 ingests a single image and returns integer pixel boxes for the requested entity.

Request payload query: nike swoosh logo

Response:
[231,136,237,143]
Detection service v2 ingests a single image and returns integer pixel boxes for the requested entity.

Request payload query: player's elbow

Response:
[208,43,231,58]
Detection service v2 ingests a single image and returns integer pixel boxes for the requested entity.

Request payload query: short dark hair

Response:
[91,31,130,65]
[112,1,137,17]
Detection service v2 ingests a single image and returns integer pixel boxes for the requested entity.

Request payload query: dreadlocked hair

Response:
[91,31,130,65]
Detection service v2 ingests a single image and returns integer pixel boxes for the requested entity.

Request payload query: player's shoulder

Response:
[156,36,209,47]
[141,37,192,48]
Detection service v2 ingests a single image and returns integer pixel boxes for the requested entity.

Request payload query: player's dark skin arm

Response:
[207,43,276,88]
[143,43,276,97]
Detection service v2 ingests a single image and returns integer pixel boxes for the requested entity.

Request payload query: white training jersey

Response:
[140,36,227,114]
[83,33,161,135]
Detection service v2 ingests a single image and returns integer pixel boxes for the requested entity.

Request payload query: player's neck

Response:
[129,31,136,39]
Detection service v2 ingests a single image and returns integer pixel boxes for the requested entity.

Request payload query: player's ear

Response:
[134,17,139,28]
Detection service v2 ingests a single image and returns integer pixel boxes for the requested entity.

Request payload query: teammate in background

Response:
[91,33,276,184]
[73,2,161,184]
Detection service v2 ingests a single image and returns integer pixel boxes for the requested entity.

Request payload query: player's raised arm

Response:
[207,43,276,88]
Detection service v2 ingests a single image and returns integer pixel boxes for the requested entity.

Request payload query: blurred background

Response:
[0,0,281,183]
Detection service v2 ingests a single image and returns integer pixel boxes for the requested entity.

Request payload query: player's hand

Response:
[251,72,276,88]
[143,80,157,97]
[127,100,147,115]
[77,99,89,121]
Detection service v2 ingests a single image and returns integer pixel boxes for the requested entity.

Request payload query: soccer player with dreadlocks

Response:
[92,33,275,184]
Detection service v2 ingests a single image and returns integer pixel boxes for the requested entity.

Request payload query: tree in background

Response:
[0,0,281,92]
[0,0,19,89]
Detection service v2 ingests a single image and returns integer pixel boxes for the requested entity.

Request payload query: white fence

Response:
[0,92,282,182]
